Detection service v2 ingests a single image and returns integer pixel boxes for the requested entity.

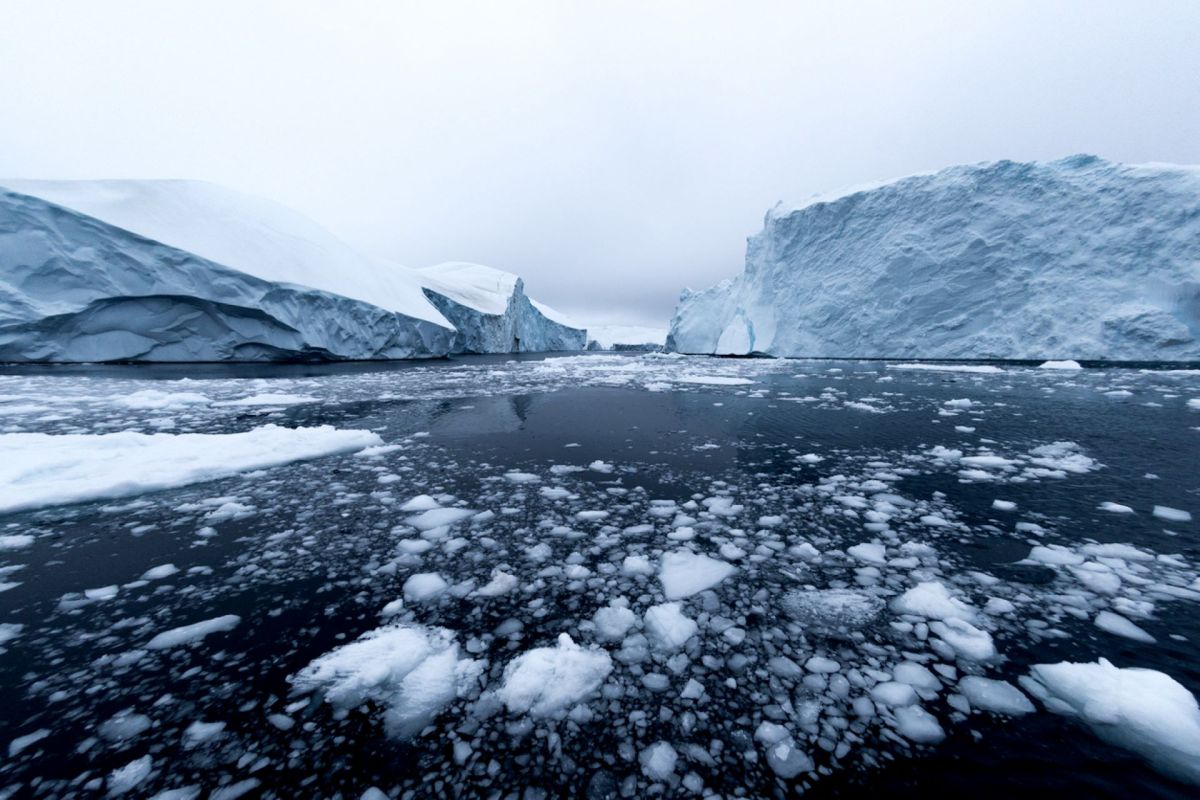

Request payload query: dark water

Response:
[0,354,1197,799]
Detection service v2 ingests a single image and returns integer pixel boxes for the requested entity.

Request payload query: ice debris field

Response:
[0,353,1198,798]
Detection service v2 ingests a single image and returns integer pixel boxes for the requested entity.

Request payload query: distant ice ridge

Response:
[0,180,584,361]
[668,155,1200,360]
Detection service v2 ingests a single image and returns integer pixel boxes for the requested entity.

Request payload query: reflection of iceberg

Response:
[0,180,584,361]
[425,396,528,437]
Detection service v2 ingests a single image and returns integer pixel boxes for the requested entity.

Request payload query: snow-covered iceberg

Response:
[668,156,1200,360]
[418,262,586,353]
[0,180,584,361]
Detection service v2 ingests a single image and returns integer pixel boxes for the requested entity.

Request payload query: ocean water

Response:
[0,353,1197,799]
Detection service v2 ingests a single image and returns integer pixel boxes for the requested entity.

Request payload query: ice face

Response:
[668,156,1200,360]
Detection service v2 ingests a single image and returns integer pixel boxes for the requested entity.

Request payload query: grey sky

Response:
[2,1,1198,327]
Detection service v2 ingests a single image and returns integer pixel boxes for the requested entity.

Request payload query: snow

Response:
[0,425,381,513]
[292,623,482,738]
[1026,658,1200,785]
[495,633,612,716]
[668,156,1200,360]
[658,550,735,599]
[146,614,241,649]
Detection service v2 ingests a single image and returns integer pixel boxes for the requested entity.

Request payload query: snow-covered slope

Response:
[418,262,587,354]
[0,189,453,361]
[1,179,451,328]
[0,180,586,361]
[668,155,1200,360]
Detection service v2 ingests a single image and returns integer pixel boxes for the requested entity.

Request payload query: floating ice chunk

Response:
[86,585,118,601]
[622,555,654,576]
[892,705,945,743]
[0,425,382,513]
[593,601,638,642]
[99,712,153,741]
[496,633,612,716]
[405,507,475,531]
[1025,441,1101,474]
[658,551,735,599]
[474,570,518,598]
[588,460,614,473]
[1081,543,1154,561]
[957,676,1034,715]
[0,622,23,648]
[944,398,973,409]
[399,494,440,512]
[109,755,154,795]
[871,681,918,707]
[8,728,49,757]
[639,741,679,780]
[293,622,482,738]
[1026,658,1200,785]
[1039,360,1083,370]
[1098,502,1135,514]
[719,543,746,560]
[1153,505,1192,522]
[891,581,975,621]
[929,618,996,661]
[847,542,887,565]
[1095,610,1156,643]
[140,564,179,581]
[893,662,941,691]
[575,510,609,522]
[805,656,840,674]
[403,573,449,602]
[782,588,883,630]
[991,500,1016,511]
[0,534,33,551]
[113,389,211,409]
[1026,545,1086,566]
[889,364,1004,374]
[147,614,240,650]
[765,738,814,778]
[182,720,226,748]
[643,602,698,650]
[503,472,540,483]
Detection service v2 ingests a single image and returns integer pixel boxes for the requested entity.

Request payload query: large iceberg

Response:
[668,156,1200,360]
[418,262,586,353]
[0,180,584,361]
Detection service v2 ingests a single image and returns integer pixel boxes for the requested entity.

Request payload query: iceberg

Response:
[418,262,586,353]
[668,156,1200,360]
[0,180,584,361]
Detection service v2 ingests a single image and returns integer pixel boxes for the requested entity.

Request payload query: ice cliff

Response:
[0,180,584,362]
[668,155,1200,360]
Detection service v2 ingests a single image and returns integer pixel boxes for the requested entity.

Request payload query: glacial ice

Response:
[0,181,585,361]
[668,156,1200,360]
[1026,659,1200,785]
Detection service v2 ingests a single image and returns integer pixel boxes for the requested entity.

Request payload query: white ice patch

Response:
[0,425,381,513]
[891,581,975,621]
[495,633,612,716]
[658,550,735,599]
[643,602,699,650]
[146,614,241,650]
[1039,360,1083,370]
[292,623,482,738]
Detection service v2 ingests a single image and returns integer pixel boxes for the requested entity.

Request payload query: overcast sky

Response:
[2,1,1198,326]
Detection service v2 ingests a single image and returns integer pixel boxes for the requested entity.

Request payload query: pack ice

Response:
[668,155,1200,360]
[0,180,584,361]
